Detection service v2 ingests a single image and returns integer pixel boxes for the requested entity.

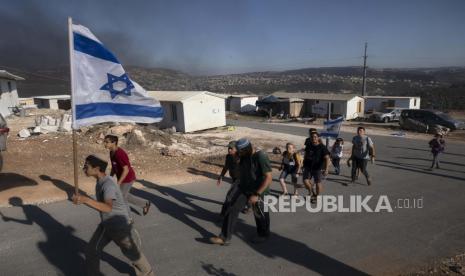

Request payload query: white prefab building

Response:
[273,92,365,120]
[148,91,226,133]
[34,95,71,110]
[364,96,421,113]
[0,70,24,117]
[228,95,259,113]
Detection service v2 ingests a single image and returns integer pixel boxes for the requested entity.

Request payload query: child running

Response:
[72,154,154,276]
[278,143,302,196]
[104,135,151,216]
[330,138,344,175]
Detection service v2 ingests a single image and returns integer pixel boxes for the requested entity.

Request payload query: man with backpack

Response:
[209,138,272,245]
[302,131,330,203]
[350,127,375,185]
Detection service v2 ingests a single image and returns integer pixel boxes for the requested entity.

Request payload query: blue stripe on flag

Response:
[76,103,164,120]
[73,33,120,64]
[320,132,339,138]
[323,116,344,125]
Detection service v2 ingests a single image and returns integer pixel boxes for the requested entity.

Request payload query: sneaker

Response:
[310,195,317,204]
[251,236,269,244]
[367,178,372,186]
[209,236,229,246]
[241,206,251,214]
[143,202,151,216]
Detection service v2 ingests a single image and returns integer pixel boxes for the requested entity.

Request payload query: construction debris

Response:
[18,129,31,138]
[126,129,147,146]
[58,114,72,132]
[109,124,135,136]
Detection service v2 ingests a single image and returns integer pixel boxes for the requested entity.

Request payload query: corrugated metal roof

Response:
[33,95,70,100]
[229,94,259,98]
[147,91,226,102]
[0,70,25,81]
[273,92,360,101]
[364,96,420,99]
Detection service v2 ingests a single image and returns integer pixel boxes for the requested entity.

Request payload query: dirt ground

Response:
[406,253,465,275]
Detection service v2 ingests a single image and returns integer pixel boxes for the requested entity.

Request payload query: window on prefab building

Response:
[7,82,12,92]
[171,104,177,122]
[414,99,417,107]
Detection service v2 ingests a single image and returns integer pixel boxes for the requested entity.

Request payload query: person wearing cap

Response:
[217,141,240,218]
[72,155,154,276]
[302,132,330,203]
[210,138,272,245]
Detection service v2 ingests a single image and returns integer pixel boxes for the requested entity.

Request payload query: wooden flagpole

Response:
[68,17,79,195]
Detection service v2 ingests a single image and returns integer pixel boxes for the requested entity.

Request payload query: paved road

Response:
[0,120,464,275]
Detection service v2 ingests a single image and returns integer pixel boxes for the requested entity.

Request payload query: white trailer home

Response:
[227,94,259,113]
[364,96,421,113]
[273,92,365,120]
[148,91,226,133]
[0,70,24,117]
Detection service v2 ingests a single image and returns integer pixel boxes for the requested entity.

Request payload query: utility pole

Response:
[325,102,331,147]
[361,42,368,96]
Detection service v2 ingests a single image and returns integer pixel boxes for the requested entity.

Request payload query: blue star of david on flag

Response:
[71,22,164,128]
[100,73,135,99]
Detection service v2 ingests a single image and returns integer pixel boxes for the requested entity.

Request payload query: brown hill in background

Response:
[8,66,465,111]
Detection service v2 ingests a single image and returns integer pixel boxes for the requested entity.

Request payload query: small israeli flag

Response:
[70,23,163,129]
[320,116,344,138]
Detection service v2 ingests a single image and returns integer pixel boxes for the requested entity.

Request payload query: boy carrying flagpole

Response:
[68,17,160,275]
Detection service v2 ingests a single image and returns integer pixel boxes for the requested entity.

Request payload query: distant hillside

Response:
[8,65,465,111]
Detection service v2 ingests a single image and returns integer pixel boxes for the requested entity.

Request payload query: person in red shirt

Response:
[104,135,151,216]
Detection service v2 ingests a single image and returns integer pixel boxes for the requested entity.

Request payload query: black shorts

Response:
[279,170,298,183]
[302,168,323,183]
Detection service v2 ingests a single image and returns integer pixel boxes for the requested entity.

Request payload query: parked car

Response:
[370,108,404,123]
[0,114,9,172]
[400,109,465,131]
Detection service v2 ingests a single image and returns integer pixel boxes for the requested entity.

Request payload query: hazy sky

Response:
[1,0,464,74]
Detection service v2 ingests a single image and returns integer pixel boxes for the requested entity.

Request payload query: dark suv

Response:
[0,114,9,172]
[400,109,464,131]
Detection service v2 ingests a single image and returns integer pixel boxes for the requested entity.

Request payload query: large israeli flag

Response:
[70,23,163,129]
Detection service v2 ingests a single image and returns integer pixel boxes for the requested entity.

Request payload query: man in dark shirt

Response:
[210,138,272,245]
[303,132,330,203]
[428,133,445,170]
[217,141,240,218]
[72,154,154,276]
